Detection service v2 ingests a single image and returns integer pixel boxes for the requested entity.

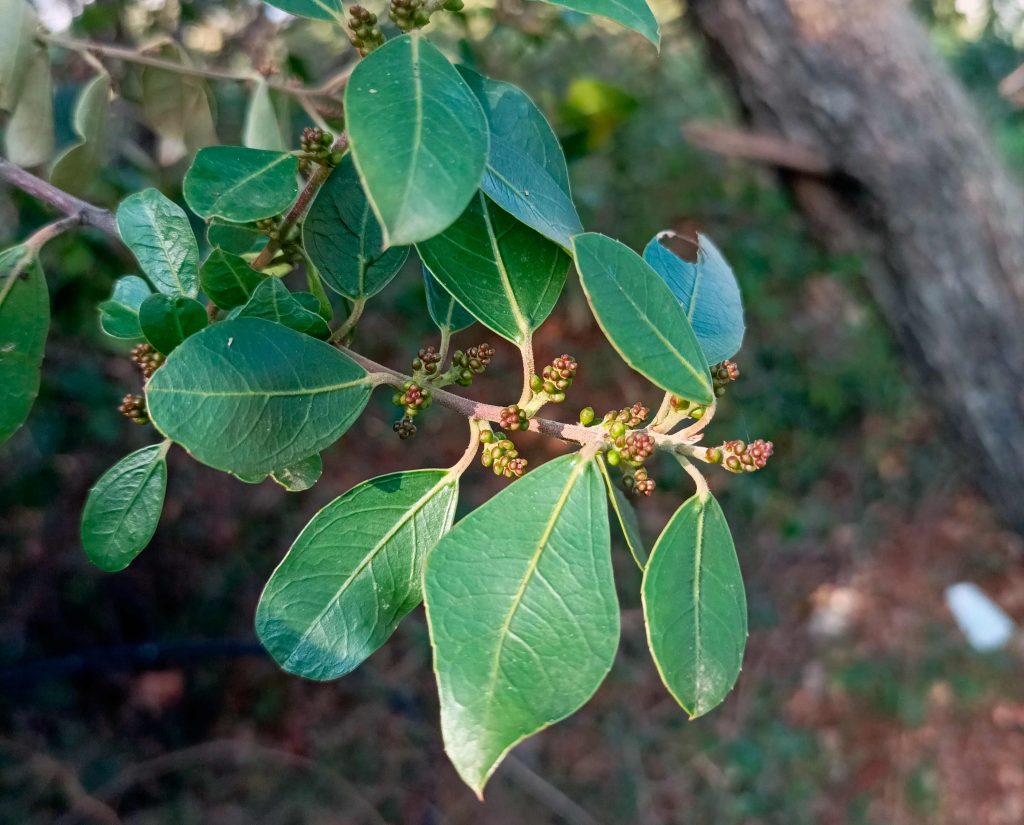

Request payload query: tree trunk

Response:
[687,0,1024,531]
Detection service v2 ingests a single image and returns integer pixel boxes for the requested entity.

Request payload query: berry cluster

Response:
[412,345,441,378]
[705,439,774,473]
[389,0,463,31]
[479,430,527,479]
[529,354,578,403]
[393,380,432,418]
[499,404,530,432]
[297,128,343,173]
[450,343,495,386]
[623,466,655,497]
[347,5,385,55]
[393,415,417,440]
[131,343,164,380]
[712,359,740,398]
[119,393,148,425]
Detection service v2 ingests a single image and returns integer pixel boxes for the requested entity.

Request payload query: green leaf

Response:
[184,147,299,223]
[139,293,209,355]
[99,275,152,340]
[459,68,582,249]
[643,233,744,365]
[243,79,287,152]
[540,0,659,46]
[573,232,713,404]
[303,154,410,300]
[0,247,47,445]
[207,220,267,255]
[423,264,474,333]
[236,278,331,339]
[200,248,266,310]
[345,34,489,247]
[416,192,569,344]
[642,492,747,718]
[146,318,372,476]
[80,442,170,572]
[0,0,37,112]
[258,468,459,680]
[270,453,322,492]
[140,42,217,165]
[5,43,54,167]
[598,456,647,568]
[50,72,111,197]
[424,453,618,795]
[264,0,345,23]
[117,188,200,298]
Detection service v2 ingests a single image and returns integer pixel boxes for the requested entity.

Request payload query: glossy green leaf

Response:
[0,0,37,111]
[117,188,200,298]
[598,456,647,568]
[80,442,170,572]
[50,72,111,197]
[423,264,474,333]
[236,278,330,339]
[270,453,323,492]
[303,154,410,299]
[416,192,569,344]
[99,276,152,340]
[424,453,618,795]
[146,318,372,476]
[574,233,713,404]
[184,147,299,223]
[207,220,267,255]
[5,44,55,167]
[258,469,459,680]
[541,0,659,45]
[345,35,488,247]
[264,0,345,23]
[139,294,208,355]
[243,80,287,151]
[200,248,266,310]
[643,233,744,365]
[459,68,581,249]
[293,290,331,321]
[0,247,47,445]
[642,492,747,718]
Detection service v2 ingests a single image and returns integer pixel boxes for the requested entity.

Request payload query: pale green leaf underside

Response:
[258,469,459,680]
[0,247,48,445]
[423,264,474,333]
[270,453,323,492]
[184,147,300,223]
[264,0,345,22]
[0,0,37,112]
[345,34,489,247]
[598,456,647,568]
[146,318,372,476]
[424,454,618,795]
[99,275,151,340]
[642,493,747,718]
[5,44,55,167]
[416,192,569,344]
[540,0,660,45]
[116,188,200,298]
[573,232,713,404]
[80,443,169,572]
[243,80,287,152]
[49,73,111,198]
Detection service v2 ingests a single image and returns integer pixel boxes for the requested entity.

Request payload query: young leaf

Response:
[598,456,647,568]
[424,453,618,796]
[0,0,36,112]
[416,192,569,344]
[5,44,55,167]
[207,220,267,255]
[116,188,200,298]
[50,72,111,197]
[139,294,208,355]
[345,35,489,246]
[146,318,373,476]
[264,0,345,23]
[243,80,287,152]
[642,492,747,718]
[540,0,659,46]
[80,442,170,572]
[270,453,322,492]
[573,233,713,404]
[643,233,744,365]
[257,469,459,680]
[184,147,300,223]
[303,154,410,300]
[423,264,474,333]
[236,278,331,339]
[99,275,152,340]
[459,68,582,249]
[0,247,48,445]
[200,248,266,310]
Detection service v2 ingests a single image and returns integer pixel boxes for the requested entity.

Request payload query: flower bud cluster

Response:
[412,345,441,378]
[600,403,649,434]
[450,343,495,387]
[479,429,527,479]
[119,393,148,425]
[131,343,164,380]
[389,0,463,31]
[712,360,740,396]
[705,438,774,473]
[297,128,342,174]
[623,466,655,497]
[529,353,577,404]
[393,415,417,440]
[392,380,432,418]
[347,5,385,56]
[499,404,529,432]
[669,395,708,420]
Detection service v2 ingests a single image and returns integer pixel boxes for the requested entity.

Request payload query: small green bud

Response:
[610,421,626,439]
[530,374,543,393]
[579,406,595,426]
[606,449,621,466]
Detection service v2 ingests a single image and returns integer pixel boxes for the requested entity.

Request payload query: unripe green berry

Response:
[530,374,543,393]
[606,449,621,466]
[609,421,626,439]
[579,406,595,425]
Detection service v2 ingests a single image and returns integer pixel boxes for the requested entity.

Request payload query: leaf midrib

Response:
[209,154,293,214]
[479,192,530,342]
[147,376,370,399]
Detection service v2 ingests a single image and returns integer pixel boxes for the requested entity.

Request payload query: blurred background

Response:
[3,0,1024,822]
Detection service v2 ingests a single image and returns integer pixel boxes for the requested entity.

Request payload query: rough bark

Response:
[687,0,1024,531]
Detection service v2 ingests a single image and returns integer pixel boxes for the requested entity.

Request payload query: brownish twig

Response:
[0,159,117,236]
[682,120,831,175]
